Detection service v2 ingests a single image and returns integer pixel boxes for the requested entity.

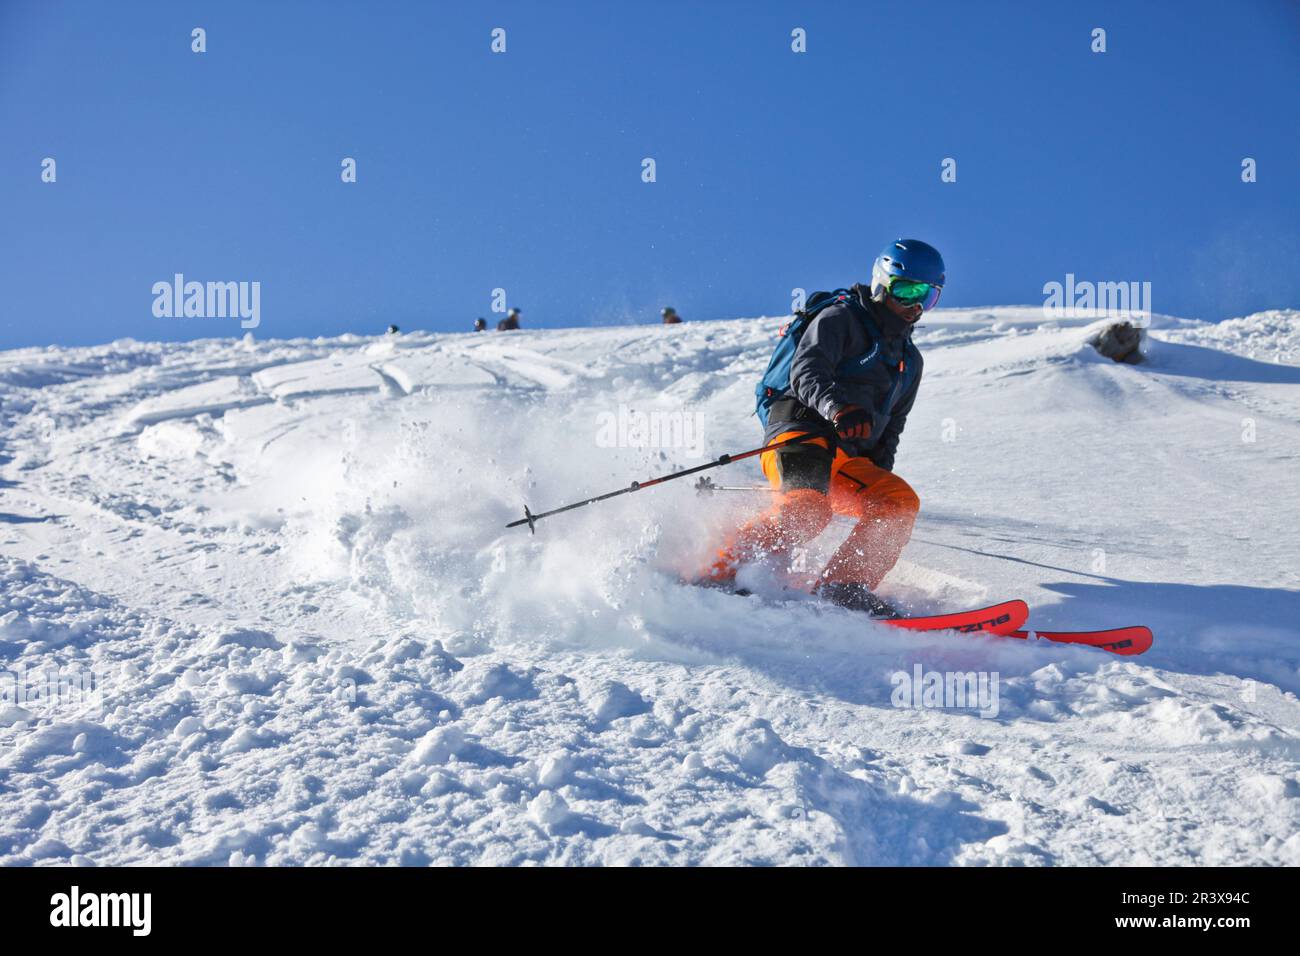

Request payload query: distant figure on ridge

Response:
[661,307,683,325]
[497,307,521,331]
[473,317,487,332]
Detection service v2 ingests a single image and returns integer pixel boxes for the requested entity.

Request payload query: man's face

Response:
[883,294,924,324]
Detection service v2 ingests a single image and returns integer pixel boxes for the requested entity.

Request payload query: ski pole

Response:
[506,433,818,533]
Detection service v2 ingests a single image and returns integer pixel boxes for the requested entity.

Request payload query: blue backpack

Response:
[755,289,898,426]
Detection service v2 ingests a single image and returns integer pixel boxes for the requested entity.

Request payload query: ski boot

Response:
[816,582,901,619]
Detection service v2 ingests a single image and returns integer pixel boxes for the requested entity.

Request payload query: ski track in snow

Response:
[0,310,1298,865]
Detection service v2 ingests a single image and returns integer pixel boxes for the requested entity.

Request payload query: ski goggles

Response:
[885,276,942,311]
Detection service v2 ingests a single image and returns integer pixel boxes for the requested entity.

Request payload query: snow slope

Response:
[1,308,1298,865]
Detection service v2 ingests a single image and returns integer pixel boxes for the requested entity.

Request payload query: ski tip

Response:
[1115,626,1154,655]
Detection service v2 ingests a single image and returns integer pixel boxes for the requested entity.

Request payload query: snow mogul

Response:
[702,238,945,616]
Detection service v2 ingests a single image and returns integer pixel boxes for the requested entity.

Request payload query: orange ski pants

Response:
[706,431,920,591]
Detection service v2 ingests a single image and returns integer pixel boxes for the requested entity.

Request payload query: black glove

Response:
[832,405,872,441]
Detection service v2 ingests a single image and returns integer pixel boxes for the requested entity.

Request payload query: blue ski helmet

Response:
[871,239,946,305]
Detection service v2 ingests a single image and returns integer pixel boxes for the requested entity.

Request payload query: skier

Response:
[473,317,487,332]
[497,308,521,331]
[702,239,945,615]
[662,306,682,325]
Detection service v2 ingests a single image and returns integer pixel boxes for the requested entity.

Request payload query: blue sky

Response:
[1,0,1297,349]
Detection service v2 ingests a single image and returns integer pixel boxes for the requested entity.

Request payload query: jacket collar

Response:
[853,284,914,342]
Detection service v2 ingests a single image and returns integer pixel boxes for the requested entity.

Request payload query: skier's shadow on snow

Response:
[1036,578,1300,693]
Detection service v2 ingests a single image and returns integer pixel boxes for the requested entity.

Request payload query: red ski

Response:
[692,580,1152,656]
[883,600,1028,637]
[884,604,1154,656]
[1007,625,1153,656]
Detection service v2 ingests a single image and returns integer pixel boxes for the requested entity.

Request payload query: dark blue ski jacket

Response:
[763,284,922,472]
